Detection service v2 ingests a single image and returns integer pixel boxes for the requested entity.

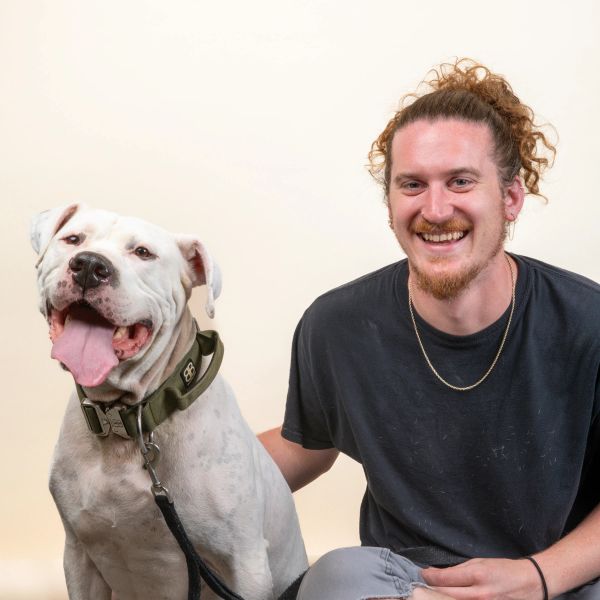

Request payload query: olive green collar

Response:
[77,329,224,439]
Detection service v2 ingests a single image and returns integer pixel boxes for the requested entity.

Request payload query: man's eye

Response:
[64,235,82,245]
[450,177,474,190]
[401,181,423,192]
[134,246,153,259]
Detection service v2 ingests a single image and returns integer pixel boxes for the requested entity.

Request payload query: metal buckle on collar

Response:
[81,398,133,439]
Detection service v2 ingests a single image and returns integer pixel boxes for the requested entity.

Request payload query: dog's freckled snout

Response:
[69,252,115,291]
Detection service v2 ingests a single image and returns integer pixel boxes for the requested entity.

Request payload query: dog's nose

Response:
[69,252,114,290]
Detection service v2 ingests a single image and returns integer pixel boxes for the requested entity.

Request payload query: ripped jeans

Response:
[297,547,427,600]
[296,546,600,600]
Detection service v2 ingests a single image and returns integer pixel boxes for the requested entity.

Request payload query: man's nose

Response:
[420,185,454,223]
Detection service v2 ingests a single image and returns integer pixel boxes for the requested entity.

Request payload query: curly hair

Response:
[368,59,556,201]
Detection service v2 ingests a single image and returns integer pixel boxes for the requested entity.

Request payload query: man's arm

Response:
[534,502,600,596]
[422,502,600,599]
[259,426,339,492]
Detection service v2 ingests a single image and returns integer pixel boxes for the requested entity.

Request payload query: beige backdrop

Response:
[1,0,599,597]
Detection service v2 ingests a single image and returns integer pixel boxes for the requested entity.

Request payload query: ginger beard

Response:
[399,203,508,301]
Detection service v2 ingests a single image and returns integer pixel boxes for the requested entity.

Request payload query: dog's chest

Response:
[52,433,180,555]
[52,446,194,598]
[77,466,153,537]
[68,460,163,542]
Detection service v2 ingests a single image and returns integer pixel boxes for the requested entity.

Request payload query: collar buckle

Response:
[80,398,133,439]
[81,398,110,437]
[105,406,133,439]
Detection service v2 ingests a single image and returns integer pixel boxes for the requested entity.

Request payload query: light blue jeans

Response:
[296,546,600,600]
[297,547,428,599]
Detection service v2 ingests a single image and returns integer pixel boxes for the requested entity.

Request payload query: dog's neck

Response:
[80,309,197,405]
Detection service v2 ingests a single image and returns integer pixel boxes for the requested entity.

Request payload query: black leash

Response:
[125,328,243,600]
[155,494,245,600]
[129,328,294,600]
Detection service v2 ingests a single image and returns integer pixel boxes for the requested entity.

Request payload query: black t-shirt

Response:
[282,255,600,560]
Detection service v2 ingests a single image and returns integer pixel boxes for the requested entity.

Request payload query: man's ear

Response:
[503,177,525,222]
[177,235,222,319]
[31,203,82,266]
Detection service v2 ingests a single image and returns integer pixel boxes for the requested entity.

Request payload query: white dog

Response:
[31,204,307,600]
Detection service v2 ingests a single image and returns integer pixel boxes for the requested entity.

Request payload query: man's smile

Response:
[418,231,466,243]
[410,216,472,252]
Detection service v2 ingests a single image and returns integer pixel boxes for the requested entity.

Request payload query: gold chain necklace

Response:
[408,254,515,392]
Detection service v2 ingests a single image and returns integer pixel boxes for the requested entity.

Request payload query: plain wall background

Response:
[1,0,599,597]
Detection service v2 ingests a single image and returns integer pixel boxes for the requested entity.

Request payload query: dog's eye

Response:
[64,235,82,245]
[134,246,153,259]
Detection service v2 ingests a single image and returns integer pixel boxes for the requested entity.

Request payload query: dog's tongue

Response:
[51,304,118,387]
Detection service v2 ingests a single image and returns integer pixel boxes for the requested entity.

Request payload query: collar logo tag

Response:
[180,360,196,388]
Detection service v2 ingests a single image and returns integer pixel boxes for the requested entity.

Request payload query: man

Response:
[260,60,600,599]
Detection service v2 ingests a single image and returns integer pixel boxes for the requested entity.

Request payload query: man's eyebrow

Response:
[446,167,482,178]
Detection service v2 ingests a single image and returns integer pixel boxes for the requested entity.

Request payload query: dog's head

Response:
[31,204,221,389]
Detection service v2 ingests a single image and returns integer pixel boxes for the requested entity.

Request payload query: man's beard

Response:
[411,259,483,300]
[405,214,507,301]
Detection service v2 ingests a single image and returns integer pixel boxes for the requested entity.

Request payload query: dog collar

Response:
[77,329,224,439]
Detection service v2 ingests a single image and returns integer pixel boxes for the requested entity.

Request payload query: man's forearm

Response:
[535,503,600,597]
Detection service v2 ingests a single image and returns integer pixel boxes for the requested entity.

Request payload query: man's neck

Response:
[408,253,517,336]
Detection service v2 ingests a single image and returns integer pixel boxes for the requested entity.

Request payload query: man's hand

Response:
[421,558,546,600]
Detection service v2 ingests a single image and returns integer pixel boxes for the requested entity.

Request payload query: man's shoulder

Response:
[302,260,405,325]
[518,254,600,322]
[519,254,600,297]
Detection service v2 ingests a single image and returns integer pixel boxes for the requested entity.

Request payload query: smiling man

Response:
[261,60,600,599]
[390,119,517,308]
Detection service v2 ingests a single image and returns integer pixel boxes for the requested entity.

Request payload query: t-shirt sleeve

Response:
[282,313,335,450]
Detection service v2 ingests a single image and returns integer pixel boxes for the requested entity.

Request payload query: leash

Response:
[154,494,244,600]
[153,486,303,600]
[153,493,302,600]
[129,330,244,600]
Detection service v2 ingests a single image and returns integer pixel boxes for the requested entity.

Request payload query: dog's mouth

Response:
[48,301,153,388]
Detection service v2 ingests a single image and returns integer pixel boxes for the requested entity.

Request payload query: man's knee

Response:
[297,547,386,599]
[297,546,430,600]
[303,547,371,586]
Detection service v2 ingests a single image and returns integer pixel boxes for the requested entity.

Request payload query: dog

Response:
[31,204,308,600]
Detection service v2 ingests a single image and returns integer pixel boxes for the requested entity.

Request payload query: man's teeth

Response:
[421,231,465,242]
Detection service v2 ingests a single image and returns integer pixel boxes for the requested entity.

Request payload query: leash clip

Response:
[136,404,172,502]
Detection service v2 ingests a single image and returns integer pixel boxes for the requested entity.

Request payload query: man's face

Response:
[387,118,521,300]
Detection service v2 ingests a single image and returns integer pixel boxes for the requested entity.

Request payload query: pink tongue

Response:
[51,304,119,387]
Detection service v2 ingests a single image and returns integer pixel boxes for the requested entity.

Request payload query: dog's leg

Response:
[227,545,276,600]
[63,529,112,600]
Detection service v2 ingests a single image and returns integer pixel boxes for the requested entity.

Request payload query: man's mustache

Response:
[411,218,472,235]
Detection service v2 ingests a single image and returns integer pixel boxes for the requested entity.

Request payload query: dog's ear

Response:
[31,203,81,263]
[177,236,222,319]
